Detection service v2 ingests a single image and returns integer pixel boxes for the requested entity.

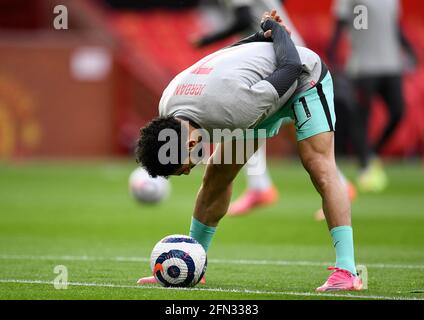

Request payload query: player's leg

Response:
[246,147,273,191]
[299,132,352,229]
[374,75,405,153]
[228,145,279,216]
[292,72,361,291]
[358,75,404,193]
[190,138,262,250]
[353,77,387,192]
[316,78,358,210]
[298,132,362,291]
[352,77,374,170]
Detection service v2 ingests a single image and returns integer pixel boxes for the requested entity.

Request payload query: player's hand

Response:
[261,9,292,38]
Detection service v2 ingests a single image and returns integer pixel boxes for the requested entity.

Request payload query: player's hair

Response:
[135,116,184,178]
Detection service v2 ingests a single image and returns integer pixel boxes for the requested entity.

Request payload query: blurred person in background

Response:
[193,0,305,48]
[327,0,418,192]
[193,0,356,217]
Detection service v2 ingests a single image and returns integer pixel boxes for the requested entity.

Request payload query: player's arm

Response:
[228,31,272,48]
[261,18,303,98]
[326,19,347,67]
[327,0,353,67]
[398,25,419,69]
[194,6,252,48]
[228,10,289,49]
[192,139,261,226]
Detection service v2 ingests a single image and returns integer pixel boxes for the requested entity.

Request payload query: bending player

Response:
[136,10,363,292]
[193,0,356,217]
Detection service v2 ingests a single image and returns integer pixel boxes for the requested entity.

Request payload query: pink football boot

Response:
[227,186,279,216]
[316,267,363,292]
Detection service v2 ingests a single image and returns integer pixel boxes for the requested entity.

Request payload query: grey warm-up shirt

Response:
[159,42,323,134]
[334,0,403,77]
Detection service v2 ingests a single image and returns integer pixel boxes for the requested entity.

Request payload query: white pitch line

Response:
[1,254,424,270]
[0,279,422,300]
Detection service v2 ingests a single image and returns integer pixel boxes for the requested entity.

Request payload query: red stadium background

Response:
[0,0,423,160]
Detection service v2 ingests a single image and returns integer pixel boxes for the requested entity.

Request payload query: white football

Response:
[150,234,207,287]
[129,167,170,204]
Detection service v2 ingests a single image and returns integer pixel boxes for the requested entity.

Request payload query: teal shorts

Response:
[252,71,336,141]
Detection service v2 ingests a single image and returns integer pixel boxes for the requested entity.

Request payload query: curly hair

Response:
[135,116,185,178]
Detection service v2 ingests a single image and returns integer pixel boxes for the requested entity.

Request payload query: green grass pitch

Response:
[0,160,423,300]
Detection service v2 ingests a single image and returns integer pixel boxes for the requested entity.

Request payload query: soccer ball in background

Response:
[128,167,171,204]
[150,235,207,287]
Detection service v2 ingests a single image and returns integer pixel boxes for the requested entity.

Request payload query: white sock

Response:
[245,145,272,191]
[337,168,348,188]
